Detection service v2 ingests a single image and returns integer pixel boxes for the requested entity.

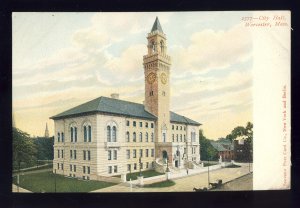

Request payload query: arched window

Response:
[139,132,142,142]
[57,132,60,142]
[88,125,92,142]
[74,127,77,142]
[126,131,130,142]
[112,126,117,142]
[163,133,166,143]
[107,126,111,142]
[146,132,149,142]
[71,127,74,142]
[61,132,64,142]
[151,41,156,53]
[160,40,164,54]
[151,132,154,142]
[133,132,136,142]
[84,126,87,142]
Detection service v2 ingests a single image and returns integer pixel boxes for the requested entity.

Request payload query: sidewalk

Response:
[12,184,31,193]
[92,163,252,192]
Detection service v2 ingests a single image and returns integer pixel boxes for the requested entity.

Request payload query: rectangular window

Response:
[61,150,64,158]
[172,134,174,142]
[83,166,86,174]
[172,125,174,130]
[139,122,142,127]
[133,149,136,158]
[127,164,131,171]
[57,149,60,158]
[180,126,182,130]
[74,150,77,159]
[114,165,118,173]
[70,164,72,172]
[176,126,178,130]
[61,133,64,142]
[145,122,148,128]
[108,166,112,174]
[126,132,130,142]
[146,149,149,157]
[57,163,59,170]
[133,121,136,127]
[146,162,149,169]
[57,133,60,142]
[113,150,117,160]
[70,150,73,159]
[139,149,143,158]
[87,166,90,174]
[163,133,166,142]
[184,148,186,154]
[108,150,112,160]
[126,150,130,159]
[140,163,143,170]
[151,149,154,157]
[152,161,154,168]
[74,165,76,172]
[180,134,182,142]
[151,123,154,128]
[134,163,137,170]
[184,135,186,142]
[88,150,91,160]
[126,120,130,126]
[83,150,86,160]
[151,133,154,142]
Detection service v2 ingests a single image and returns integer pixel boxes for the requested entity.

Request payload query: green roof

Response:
[170,111,201,126]
[50,96,201,126]
[151,17,164,33]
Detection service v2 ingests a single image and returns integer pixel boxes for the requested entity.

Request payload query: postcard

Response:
[12,11,290,192]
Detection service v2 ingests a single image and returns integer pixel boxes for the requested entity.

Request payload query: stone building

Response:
[50,17,201,180]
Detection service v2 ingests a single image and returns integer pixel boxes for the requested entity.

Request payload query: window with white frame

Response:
[146,132,148,142]
[113,150,117,160]
[139,132,143,142]
[133,132,136,142]
[108,150,112,160]
[126,150,130,159]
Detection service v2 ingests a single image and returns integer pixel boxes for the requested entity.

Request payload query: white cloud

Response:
[171,23,252,73]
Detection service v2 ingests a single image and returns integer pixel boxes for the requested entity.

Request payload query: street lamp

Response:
[54,169,57,193]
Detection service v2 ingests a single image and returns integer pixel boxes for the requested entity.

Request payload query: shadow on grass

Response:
[143,180,175,188]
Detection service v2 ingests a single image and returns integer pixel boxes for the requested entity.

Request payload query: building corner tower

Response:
[143,17,172,163]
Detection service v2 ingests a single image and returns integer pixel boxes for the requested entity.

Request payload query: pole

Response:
[207,158,210,188]
[54,169,57,193]
[17,174,19,193]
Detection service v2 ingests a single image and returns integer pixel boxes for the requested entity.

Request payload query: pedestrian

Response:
[186,168,189,175]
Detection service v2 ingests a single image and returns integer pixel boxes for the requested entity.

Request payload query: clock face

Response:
[147,72,156,84]
[161,73,167,84]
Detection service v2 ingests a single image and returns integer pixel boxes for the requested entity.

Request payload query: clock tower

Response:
[143,17,172,160]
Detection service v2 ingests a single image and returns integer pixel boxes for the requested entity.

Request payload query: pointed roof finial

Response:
[151,16,164,33]
[44,122,49,138]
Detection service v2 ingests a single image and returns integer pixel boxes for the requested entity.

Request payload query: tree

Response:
[13,127,38,170]
[34,136,54,161]
[199,130,218,161]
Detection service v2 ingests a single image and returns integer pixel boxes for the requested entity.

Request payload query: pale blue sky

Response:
[13,12,253,139]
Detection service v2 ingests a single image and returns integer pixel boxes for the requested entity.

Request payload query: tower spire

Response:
[151,17,164,33]
[44,123,49,138]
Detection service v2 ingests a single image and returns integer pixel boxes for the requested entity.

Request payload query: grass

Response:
[12,171,117,193]
[144,180,175,188]
[126,170,164,181]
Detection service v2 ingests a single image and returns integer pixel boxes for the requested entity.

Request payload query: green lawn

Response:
[126,170,164,181]
[144,180,175,188]
[12,171,117,193]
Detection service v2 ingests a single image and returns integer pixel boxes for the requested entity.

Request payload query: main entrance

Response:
[162,150,168,163]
